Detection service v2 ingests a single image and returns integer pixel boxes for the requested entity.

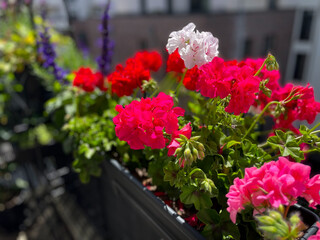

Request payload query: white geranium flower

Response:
[166,22,196,55]
[166,23,219,69]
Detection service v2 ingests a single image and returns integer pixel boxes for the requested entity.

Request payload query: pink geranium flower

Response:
[167,123,192,156]
[302,175,320,208]
[226,157,318,223]
[113,92,185,150]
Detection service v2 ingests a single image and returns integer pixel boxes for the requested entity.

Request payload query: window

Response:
[140,39,148,50]
[140,0,146,14]
[243,38,253,58]
[262,35,275,55]
[293,54,306,81]
[167,0,173,14]
[190,0,207,13]
[269,0,277,10]
[300,11,313,40]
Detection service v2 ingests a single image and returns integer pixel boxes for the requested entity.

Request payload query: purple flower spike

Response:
[37,27,67,83]
[96,1,114,76]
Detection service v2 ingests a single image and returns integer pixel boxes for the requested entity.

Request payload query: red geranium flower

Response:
[134,51,162,72]
[73,67,106,92]
[167,49,185,73]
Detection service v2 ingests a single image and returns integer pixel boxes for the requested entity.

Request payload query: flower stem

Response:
[309,122,320,134]
[311,130,320,135]
[205,97,218,126]
[254,58,267,77]
[242,101,279,140]
[283,204,291,219]
[175,69,187,98]
[253,206,264,215]
[303,149,320,154]
[189,168,206,179]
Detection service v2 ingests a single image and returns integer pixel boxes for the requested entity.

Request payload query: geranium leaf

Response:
[180,186,213,210]
[197,208,220,225]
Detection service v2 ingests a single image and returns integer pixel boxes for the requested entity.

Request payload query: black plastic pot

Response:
[289,204,320,240]
[101,159,205,240]
[101,159,320,240]
[0,197,26,232]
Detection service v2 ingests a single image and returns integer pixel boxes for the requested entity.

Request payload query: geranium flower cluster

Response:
[73,67,106,92]
[166,49,200,91]
[261,83,320,133]
[226,157,320,223]
[166,50,320,121]
[199,57,264,115]
[166,22,219,69]
[113,92,186,149]
[107,51,162,97]
[167,54,273,115]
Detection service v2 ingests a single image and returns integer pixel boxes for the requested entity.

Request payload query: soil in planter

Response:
[134,167,206,232]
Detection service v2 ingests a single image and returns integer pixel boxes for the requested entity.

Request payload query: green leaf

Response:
[197,209,220,225]
[79,171,90,183]
[267,131,304,161]
[223,222,241,240]
[275,130,286,143]
[188,101,202,114]
[267,135,282,149]
[226,140,240,149]
[299,125,309,135]
[282,146,304,161]
[163,161,180,186]
[180,186,213,210]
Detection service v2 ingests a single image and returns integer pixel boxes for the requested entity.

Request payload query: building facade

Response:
[33,0,320,109]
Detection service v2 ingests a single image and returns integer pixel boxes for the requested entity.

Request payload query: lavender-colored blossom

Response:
[0,0,7,10]
[96,1,114,76]
[37,27,67,82]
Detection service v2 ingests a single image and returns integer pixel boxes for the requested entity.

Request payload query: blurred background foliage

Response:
[0,5,95,149]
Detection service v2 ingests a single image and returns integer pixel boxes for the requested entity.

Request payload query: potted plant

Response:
[44,15,320,238]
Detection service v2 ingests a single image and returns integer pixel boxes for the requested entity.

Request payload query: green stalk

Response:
[242,101,279,140]
[205,97,218,126]
[308,122,320,134]
[175,69,187,98]
[254,58,268,77]
[188,168,206,179]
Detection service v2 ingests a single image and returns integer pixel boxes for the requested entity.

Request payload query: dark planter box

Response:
[0,201,26,232]
[101,159,205,240]
[101,159,320,240]
[289,204,320,240]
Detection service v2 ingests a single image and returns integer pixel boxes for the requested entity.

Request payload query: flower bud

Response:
[278,205,285,214]
[197,142,205,152]
[269,211,283,222]
[198,151,205,160]
[141,79,158,93]
[256,209,304,240]
[257,216,277,226]
[174,148,182,156]
[179,134,189,142]
[201,180,212,193]
[192,148,199,159]
[289,214,300,226]
[259,226,278,234]
[190,136,201,141]
[265,54,279,71]
[184,148,192,162]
